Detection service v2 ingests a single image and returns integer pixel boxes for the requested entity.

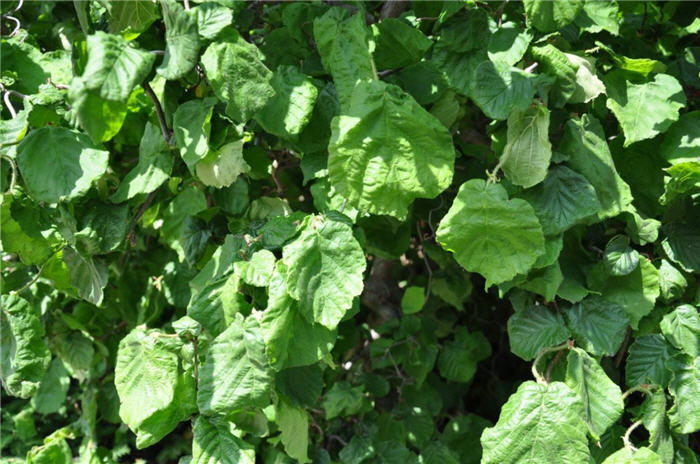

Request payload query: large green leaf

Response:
[588,258,660,330]
[603,235,639,276]
[114,327,196,448]
[640,389,673,461]
[191,416,255,464]
[660,305,700,357]
[156,0,200,80]
[196,140,250,188]
[602,447,664,464]
[662,220,700,273]
[566,53,606,104]
[68,79,128,143]
[276,400,310,463]
[313,8,375,107]
[0,295,51,399]
[282,215,366,329]
[109,0,160,37]
[481,381,591,464]
[17,127,109,204]
[523,0,583,32]
[328,80,454,219]
[605,73,686,146]
[487,22,532,67]
[201,34,273,122]
[260,266,336,370]
[559,114,634,219]
[660,161,700,205]
[499,104,552,188]
[371,18,432,70]
[507,304,569,361]
[111,122,173,202]
[172,98,217,170]
[520,165,601,236]
[436,179,545,287]
[470,61,537,121]
[531,45,578,107]
[658,259,687,303]
[626,334,671,388]
[79,31,155,101]
[565,348,624,440]
[659,111,700,165]
[197,314,273,415]
[62,247,108,305]
[187,275,248,338]
[574,0,620,35]
[31,359,70,415]
[159,187,208,262]
[564,296,629,356]
[255,66,318,139]
[0,192,57,265]
[667,355,700,434]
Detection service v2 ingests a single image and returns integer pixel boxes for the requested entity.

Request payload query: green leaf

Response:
[371,18,432,70]
[255,66,318,139]
[276,399,310,463]
[173,98,217,170]
[520,165,601,236]
[602,447,664,464]
[574,0,620,35]
[438,328,491,383]
[499,104,552,188]
[328,80,454,219]
[111,122,173,202]
[160,187,208,262]
[74,202,129,256]
[658,259,687,303]
[401,286,425,315]
[282,215,366,329]
[565,348,624,440]
[31,359,70,415]
[564,296,629,356]
[588,258,660,330]
[470,61,538,121]
[626,334,671,388]
[595,42,667,77]
[487,22,532,67]
[531,45,578,107]
[667,355,700,434]
[25,436,72,464]
[115,327,196,448]
[109,0,160,38]
[507,304,569,361]
[523,0,583,32]
[191,416,255,464]
[17,127,109,204]
[275,364,323,408]
[640,388,673,461]
[201,34,274,121]
[481,381,591,464]
[660,305,700,357]
[659,111,700,165]
[188,275,248,337]
[436,179,545,287]
[68,79,128,143]
[0,295,51,398]
[197,314,273,415]
[662,220,700,273]
[1,192,56,265]
[157,0,200,80]
[235,249,276,287]
[660,161,700,205]
[62,247,108,305]
[195,3,233,40]
[559,114,634,219]
[196,140,250,188]
[79,31,155,101]
[603,235,639,276]
[313,8,375,107]
[322,381,365,420]
[565,53,606,104]
[605,73,686,146]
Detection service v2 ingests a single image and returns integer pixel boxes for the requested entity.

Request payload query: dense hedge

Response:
[1,1,700,463]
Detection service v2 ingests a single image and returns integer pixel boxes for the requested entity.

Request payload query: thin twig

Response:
[142,81,172,145]
[524,62,538,73]
[3,15,20,36]
[183,0,190,11]
[416,220,433,304]
[127,190,158,247]
[270,158,283,195]
[339,198,348,214]
[622,384,655,401]
[1,154,18,193]
[615,327,632,367]
[3,90,26,118]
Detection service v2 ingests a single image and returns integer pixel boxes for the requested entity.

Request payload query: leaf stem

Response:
[531,340,572,384]
[1,154,18,194]
[622,384,655,401]
[622,420,643,451]
[142,81,172,146]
